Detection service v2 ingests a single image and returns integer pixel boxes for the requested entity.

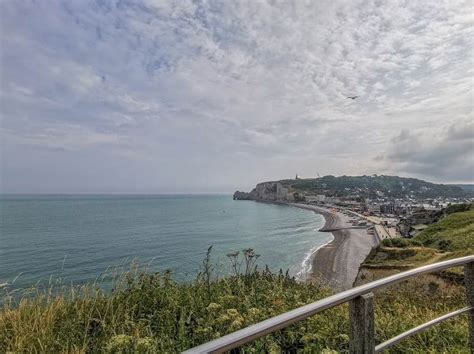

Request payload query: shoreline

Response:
[289,203,379,291]
[296,232,334,280]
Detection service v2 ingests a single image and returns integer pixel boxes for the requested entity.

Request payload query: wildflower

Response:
[266,341,280,353]
[246,307,261,321]
[230,319,243,330]
[136,337,156,351]
[337,333,349,342]
[194,326,211,335]
[206,302,221,312]
[301,333,323,343]
[105,334,133,351]
[219,294,236,304]
[216,314,230,324]
[272,298,285,308]
[226,308,240,318]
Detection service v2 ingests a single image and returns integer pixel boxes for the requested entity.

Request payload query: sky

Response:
[1,0,473,193]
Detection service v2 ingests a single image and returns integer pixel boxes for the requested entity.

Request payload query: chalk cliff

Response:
[233,182,294,202]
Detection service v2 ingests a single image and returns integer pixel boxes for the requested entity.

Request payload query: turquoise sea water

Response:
[0,195,332,291]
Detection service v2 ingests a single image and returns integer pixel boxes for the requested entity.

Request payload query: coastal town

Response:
[234,176,474,242]
[303,194,470,240]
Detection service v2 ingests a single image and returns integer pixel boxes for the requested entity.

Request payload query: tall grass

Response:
[0,249,470,353]
[414,209,474,255]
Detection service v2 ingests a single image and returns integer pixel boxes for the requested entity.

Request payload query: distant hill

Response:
[452,184,474,192]
[278,175,471,199]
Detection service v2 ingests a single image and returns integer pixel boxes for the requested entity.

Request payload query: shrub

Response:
[105,335,157,353]
[409,239,423,247]
[444,203,473,215]
[382,238,413,248]
[438,239,452,251]
[0,249,469,353]
[390,238,411,248]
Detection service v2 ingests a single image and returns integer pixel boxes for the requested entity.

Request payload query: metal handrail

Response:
[184,255,474,353]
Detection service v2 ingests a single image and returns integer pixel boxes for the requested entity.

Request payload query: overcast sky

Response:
[1,0,473,193]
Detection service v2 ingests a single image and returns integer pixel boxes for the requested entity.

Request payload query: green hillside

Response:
[367,208,473,269]
[414,208,474,257]
[279,175,470,198]
[353,208,473,352]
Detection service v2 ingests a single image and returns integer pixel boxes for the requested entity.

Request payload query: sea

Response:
[0,194,332,292]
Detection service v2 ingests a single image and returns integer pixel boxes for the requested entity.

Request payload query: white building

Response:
[316,194,326,202]
[367,204,380,213]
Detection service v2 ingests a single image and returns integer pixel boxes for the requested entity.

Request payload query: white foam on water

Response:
[295,230,334,281]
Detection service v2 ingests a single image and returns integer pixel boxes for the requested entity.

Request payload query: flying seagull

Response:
[347,96,358,100]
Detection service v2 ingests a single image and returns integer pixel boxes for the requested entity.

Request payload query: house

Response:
[367,204,380,214]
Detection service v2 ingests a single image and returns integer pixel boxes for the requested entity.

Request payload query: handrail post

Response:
[465,262,473,351]
[349,292,375,354]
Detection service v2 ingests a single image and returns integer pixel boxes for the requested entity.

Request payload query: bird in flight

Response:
[347,96,358,100]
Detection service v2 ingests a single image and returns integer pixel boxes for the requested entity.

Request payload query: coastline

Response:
[289,203,379,291]
[296,232,334,280]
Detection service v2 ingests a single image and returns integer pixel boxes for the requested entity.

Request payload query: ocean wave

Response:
[295,231,334,281]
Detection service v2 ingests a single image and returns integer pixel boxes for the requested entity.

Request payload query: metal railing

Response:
[184,255,474,353]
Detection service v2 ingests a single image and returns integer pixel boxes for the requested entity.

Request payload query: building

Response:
[316,194,326,202]
[367,204,380,214]
[381,203,395,215]
[305,195,319,203]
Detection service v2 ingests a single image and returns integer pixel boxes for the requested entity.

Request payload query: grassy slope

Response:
[365,209,473,269]
[0,268,470,352]
[356,209,473,353]
[0,270,345,353]
[414,209,474,257]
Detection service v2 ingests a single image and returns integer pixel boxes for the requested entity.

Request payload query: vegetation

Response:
[279,175,471,198]
[1,247,470,353]
[366,208,473,269]
[443,203,473,216]
[414,209,474,256]
[358,208,473,351]
[366,245,439,267]
[381,237,422,248]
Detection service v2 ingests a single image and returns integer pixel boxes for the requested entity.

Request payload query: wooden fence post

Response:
[465,262,473,351]
[349,292,375,354]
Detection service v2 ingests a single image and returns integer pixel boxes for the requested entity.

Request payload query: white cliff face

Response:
[234,182,296,201]
[254,182,289,201]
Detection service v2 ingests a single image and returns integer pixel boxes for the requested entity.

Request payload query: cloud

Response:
[377,118,474,182]
[1,0,473,192]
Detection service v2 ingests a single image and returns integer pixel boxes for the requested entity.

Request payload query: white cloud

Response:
[1,0,473,192]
